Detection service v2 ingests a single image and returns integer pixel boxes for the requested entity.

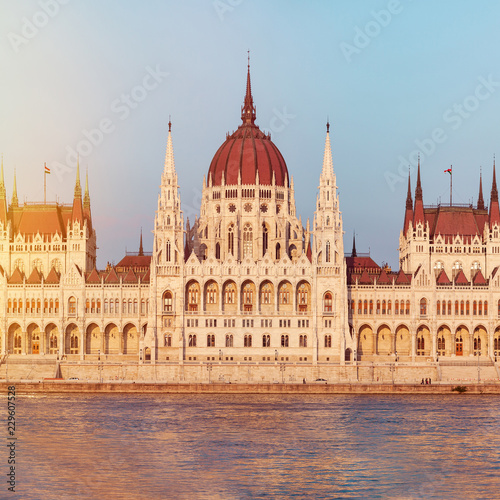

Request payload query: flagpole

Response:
[44,162,46,204]
[450,165,452,206]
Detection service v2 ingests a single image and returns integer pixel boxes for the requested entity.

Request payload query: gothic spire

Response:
[351,231,357,258]
[492,156,498,203]
[406,169,412,209]
[11,169,18,208]
[415,154,422,201]
[83,167,90,206]
[139,228,144,256]
[413,155,425,225]
[477,169,485,210]
[241,52,256,126]
[164,118,175,175]
[74,157,82,199]
[321,120,334,179]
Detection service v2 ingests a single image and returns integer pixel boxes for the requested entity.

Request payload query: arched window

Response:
[262,224,268,256]
[405,300,410,315]
[369,300,373,314]
[323,292,332,312]
[382,300,386,314]
[420,298,427,316]
[325,241,331,263]
[298,284,308,311]
[243,284,253,305]
[187,283,200,312]
[387,300,392,315]
[164,334,172,347]
[276,243,281,260]
[262,335,270,347]
[14,259,24,273]
[364,300,368,314]
[206,283,217,304]
[228,225,234,255]
[324,335,332,348]
[163,291,173,312]
[166,240,171,261]
[225,334,233,347]
[376,300,380,314]
[485,301,488,315]
[437,300,441,315]
[188,334,197,347]
[68,297,77,316]
[243,224,253,258]
[358,300,362,314]
[51,258,61,273]
[479,300,483,315]
[299,335,308,347]
[215,242,220,260]
[279,284,290,305]
[261,283,272,305]
[32,258,43,273]
[224,283,236,304]
[447,300,451,315]
[417,336,425,355]
[207,335,215,347]
[244,335,252,347]
[281,335,289,347]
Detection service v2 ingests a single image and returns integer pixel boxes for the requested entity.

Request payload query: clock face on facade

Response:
[260,203,268,213]
[228,204,236,213]
[244,203,253,213]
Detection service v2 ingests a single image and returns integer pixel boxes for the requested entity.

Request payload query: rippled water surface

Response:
[9,393,500,499]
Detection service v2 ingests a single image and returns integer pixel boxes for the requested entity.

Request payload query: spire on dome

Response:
[477,169,485,210]
[139,228,144,256]
[241,51,256,126]
[164,118,175,175]
[351,231,357,258]
[321,121,334,178]
[11,169,18,208]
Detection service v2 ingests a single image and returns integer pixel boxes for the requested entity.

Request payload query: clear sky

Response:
[1,0,500,269]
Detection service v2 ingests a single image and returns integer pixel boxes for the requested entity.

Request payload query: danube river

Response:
[9,393,500,499]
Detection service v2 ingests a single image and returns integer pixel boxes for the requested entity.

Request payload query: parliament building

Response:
[1,65,499,382]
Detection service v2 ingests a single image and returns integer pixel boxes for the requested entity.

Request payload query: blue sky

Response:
[1,0,500,269]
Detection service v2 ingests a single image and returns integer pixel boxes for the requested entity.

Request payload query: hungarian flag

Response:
[444,168,452,175]
[44,164,50,174]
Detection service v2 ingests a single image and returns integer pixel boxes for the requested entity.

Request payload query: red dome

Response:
[208,124,288,187]
[207,63,289,187]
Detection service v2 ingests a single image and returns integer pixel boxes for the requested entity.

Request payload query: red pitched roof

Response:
[436,269,451,285]
[11,204,71,237]
[123,268,137,283]
[454,269,469,285]
[27,267,42,284]
[86,268,101,284]
[105,268,120,284]
[116,254,152,269]
[473,270,487,285]
[45,267,60,284]
[8,267,24,284]
[345,256,381,272]
[358,269,373,285]
[376,269,392,284]
[395,269,411,285]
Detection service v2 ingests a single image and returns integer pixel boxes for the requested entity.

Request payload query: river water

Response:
[8,393,500,499]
